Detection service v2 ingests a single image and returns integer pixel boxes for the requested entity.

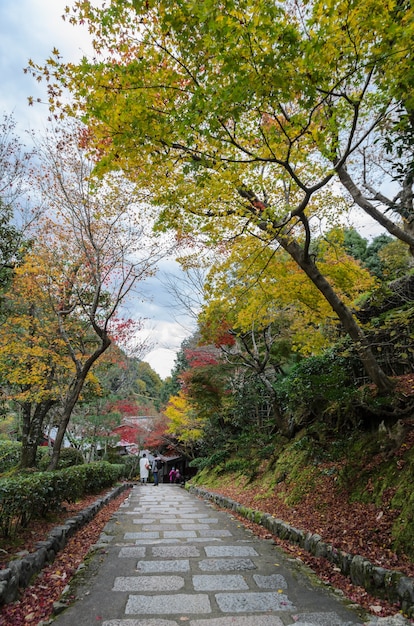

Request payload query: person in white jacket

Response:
[139,453,150,484]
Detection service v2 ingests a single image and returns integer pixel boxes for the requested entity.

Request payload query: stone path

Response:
[52,484,367,626]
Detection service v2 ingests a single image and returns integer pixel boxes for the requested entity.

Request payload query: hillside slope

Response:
[191,417,414,619]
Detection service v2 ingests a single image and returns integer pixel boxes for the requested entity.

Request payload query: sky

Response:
[0,0,195,379]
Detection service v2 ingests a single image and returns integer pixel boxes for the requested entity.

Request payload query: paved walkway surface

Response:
[52,484,367,626]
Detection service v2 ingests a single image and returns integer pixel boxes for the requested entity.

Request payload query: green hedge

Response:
[117,455,140,480]
[0,441,21,474]
[0,442,86,475]
[37,447,85,471]
[0,461,124,538]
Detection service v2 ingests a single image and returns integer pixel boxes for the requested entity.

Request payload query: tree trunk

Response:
[337,165,414,255]
[47,333,111,470]
[20,404,39,469]
[19,401,56,469]
[278,236,394,394]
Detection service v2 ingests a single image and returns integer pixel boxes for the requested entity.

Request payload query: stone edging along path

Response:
[1,480,412,619]
[0,482,133,606]
[188,485,414,619]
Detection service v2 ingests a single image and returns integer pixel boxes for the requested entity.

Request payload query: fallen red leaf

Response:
[0,488,131,625]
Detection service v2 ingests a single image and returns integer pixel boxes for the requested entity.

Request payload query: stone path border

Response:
[188,486,414,618]
[52,482,367,625]
[0,482,133,605]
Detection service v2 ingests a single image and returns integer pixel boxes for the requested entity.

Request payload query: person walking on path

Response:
[139,453,150,484]
[152,453,163,486]
[169,467,177,483]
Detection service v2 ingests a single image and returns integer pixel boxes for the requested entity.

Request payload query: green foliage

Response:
[344,229,411,281]
[117,455,140,480]
[0,461,124,538]
[191,451,257,481]
[136,361,163,400]
[222,458,252,474]
[37,447,84,471]
[190,449,229,471]
[343,229,368,262]
[0,443,88,474]
[274,349,363,430]
[391,485,414,557]
[159,336,195,405]
[0,441,21,474]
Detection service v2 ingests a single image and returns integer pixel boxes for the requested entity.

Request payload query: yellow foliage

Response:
[200,227,377,356]
[165,393,205,443]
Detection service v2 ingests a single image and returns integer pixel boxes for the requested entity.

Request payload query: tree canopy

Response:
[28,0,414,393]
[34,0,414,247]
[1,0,411,466]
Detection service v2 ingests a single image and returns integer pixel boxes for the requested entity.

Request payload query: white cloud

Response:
[120,260,197,377]
[345,207,387,240]
[135,316,194,379]
[0,0,92,133]
[142,348,178,380]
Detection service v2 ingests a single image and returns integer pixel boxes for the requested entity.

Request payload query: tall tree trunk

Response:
[20,403,39,469]
[19,401,56,469]
[278,236,393,394]
[48,333,111,470]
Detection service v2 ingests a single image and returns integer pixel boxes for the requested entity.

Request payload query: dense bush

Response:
[0,461,124,538]
[37,446,84,470]
[118,455,140,480]
[190,450,229,471]
[0,441,21,474]
[0,442,88,475]
[274,348,363,431]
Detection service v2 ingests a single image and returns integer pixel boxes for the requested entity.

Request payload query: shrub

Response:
[224,459,251,474]
[118,455,140,480]
[190,450,228,471]
[274,348,362,430]
[0,441,21,474]
[0,461,125,538]
[37,447,84,471]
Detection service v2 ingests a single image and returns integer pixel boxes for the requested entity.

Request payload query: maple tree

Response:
[144,412,172,451]
[0,254,69,467]
[29,0,414,393]
[195,228,377,434]
[201,228,377,355]
[37,125,169,469]
[164,392,205,459]
[0,123,169,469]
[163,343,244,458]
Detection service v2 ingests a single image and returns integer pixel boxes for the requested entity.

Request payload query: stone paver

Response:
[125,593,212,614]
[192,574,249,591]
[52,484,367,626]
